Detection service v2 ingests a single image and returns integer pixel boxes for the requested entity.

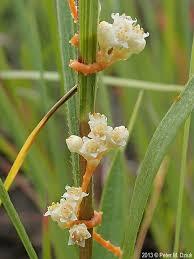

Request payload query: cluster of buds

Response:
[44,186,91,247]
[69,13,149,75]
[66,113,129,164]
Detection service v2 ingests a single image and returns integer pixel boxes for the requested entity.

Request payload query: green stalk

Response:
[78,0,99,258]
[0,71,184,92]
[79,0,99,119]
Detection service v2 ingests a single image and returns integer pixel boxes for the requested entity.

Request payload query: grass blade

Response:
[173,117,191,252]
[103,76,183,92]
[0,85,49,202]
[122,76,194,258]
[93,90,144,258]
[55,0,80,186]
[0,177,38,259]
[13,0,67,191]
[134,158,169,259]
[173,36,194,253]
[93,151,127,259]
[42,217,52,259]
[0,71,184,92]
[1,86,77,201]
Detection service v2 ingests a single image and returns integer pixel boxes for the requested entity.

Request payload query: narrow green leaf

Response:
[12,0,66,196]
[174,36,194,252]
[190,38,194,75]
[123,76,194,258]
[55,0,79,186]
[0,86,49,203]
[42,218,52,259]
[0,178,38,259]
[0,70,184,92]
[93,90,144,258]
[93,151,127,259]
[103,76,183,92]
[173,117,191,253]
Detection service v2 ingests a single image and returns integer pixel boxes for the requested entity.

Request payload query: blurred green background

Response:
[0,0,194,258]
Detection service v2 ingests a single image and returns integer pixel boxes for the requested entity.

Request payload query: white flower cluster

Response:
[98,13,149,61]
[44,186,91,247]
[66,113,129,162]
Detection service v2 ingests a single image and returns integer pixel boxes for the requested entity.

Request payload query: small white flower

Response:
[66,135,83,153]
[68,224,91,247]
[98,13,149,60]
[80,137,108,160]
[88,113,112,141]
[88,113,107,129]
[62,186,88,202]
[44,199,78,226]
[107,126,129,147]
[44,202,61,222]
[88,124,112,141]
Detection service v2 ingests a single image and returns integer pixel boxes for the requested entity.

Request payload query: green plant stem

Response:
[125,90,144,146]
[0,70,184,92]
[78,0,99,258]
[173,117,190,253]
[103,76,184,92]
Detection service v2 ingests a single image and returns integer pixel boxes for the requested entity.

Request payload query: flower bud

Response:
[66,135,83,152]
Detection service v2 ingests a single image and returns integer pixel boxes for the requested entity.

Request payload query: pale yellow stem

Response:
[0,85,77,205]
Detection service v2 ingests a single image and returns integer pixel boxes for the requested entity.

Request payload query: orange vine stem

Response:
[69,59,108,76]
[68,0,78,23]
[93,231,123,258]
[81,161,98,192]
[66,210,103,228]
